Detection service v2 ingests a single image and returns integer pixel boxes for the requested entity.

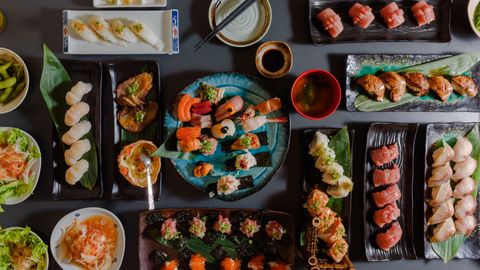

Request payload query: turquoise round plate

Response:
[164,72,290,201]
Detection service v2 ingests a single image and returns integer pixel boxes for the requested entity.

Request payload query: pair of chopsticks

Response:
[194,0,258,51]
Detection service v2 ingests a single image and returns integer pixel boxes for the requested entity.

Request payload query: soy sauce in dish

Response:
[262,49,285,72]
[294,76,334,117]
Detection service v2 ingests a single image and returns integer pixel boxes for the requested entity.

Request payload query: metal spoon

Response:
[140,152,155,210]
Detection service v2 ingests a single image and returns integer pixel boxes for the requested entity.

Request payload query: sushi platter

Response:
[3,0,480,270]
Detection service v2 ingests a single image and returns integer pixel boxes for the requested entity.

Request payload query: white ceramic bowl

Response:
[50,207,126,270]
[1,127,41,205]
[468,0,480,37]
[0,48,29,114]
[1,227,49,270]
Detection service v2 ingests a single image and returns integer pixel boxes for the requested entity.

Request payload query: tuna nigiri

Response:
[376,221,402,251]
[372,184,401,208]
[411,0,435,27]
[370,143,399,167]
[316,8,344,38]
[372,164,400,187]
[348,3,375,29]
[380,2,405,29]
[373,203,400,228]
[215,96,244,122]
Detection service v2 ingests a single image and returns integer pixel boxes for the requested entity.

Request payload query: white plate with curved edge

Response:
[50,207,126,270]
[468,0,480,37]
[93,0,167,8]
[0,48,30,114]
[1,127,41,205]
[1,227,49,270]
[208,0,272,48]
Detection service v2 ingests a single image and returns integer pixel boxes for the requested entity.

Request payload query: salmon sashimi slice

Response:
[370,143,399,167]
[373,203,401,228]
[411,0,435,26]
[256,97,282,115]
[373,164,401,187]
[178,94,201,122]
[348,3,375,29]
[372,184,401,208]
[380,2,405,29]
[376,221,403,251]
[317,8,344,38]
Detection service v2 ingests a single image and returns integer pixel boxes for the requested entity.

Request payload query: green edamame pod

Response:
[0,86,13,102]
[2,82,24,104]
[0,61,12,74]
[0,77,16,89]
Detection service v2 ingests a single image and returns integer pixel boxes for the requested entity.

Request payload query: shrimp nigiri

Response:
[129,21,165,51]
[88,16,126,46]
[241,116,287,132]
[70,19,99,43]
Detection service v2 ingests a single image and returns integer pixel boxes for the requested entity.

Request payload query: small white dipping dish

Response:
[0,48,29,114]
[468,0,480,37]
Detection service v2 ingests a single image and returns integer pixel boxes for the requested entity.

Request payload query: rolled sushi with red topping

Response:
[189,217,207,238]
[220,257,241,270]
[265,221,286,240]
[240,218,261,238]
[189,254,207,270]
[268,261,291,270]
[161,218,179,240]
[213,215,232,234]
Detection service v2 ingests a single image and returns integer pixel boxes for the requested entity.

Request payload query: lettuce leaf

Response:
[0,227,48,269]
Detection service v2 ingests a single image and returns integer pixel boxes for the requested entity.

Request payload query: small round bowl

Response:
[255,41,293,79]
[0,48,29,114]
[1,227,49,270]
[290,69,341,120]
[468,0,480,37]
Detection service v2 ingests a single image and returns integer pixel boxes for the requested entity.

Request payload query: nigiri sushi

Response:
[88,16,126,46]
[452,156,477,181]
[70,19,99,43]
[373,203,400,228]
[370,143,399,167]
[230,133,262,151]
[430,182,452,207]
[372,164,400,187]
[304,188,329,216]
[431,218,455,242]
[379,72,407,102]
[247,255,265,270]
[427,163,452,187]
[241,116,287,133]
[66,81,92,106]
[452,136,473,162]
[453,177,475,198]
[65,159,89,185]
[199,82,224,105]
[191,101,212,115]
[199,137,218,156]
[348,3,375,29]
[356,75,385,102]
[455,195,477,219]
[64,101,90,127]
[256,97,282,115]
[212,119,236,139]
[327,238,348,263]
[428,199,454,225]
[455,215,476,236]
[452,75,478,97]
[375,221,402,251]
[372,184,401,208]
[177,94,201,122]
[189,254,206,270]
[380,2,405,29]
[220,257,241,270]
[403,72,429,96]
[110,19,138,43]
[129,21,165,51]
[411,0,435,27]
[62,120,91,145]
[432,142,454,167]
[191,113,212,129]
[215,96,244,122]
[316,8,344,38]
[64,139,91,166]
[311,207,336,233]
[317,218,345,246]
[428,76,453,102]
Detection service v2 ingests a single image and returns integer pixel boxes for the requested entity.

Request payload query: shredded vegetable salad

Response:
[0,226,48,270]
[0,128,40,212]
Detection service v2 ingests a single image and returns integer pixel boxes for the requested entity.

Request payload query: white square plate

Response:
[93,0,167,8]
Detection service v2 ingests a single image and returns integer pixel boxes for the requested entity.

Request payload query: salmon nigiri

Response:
[348,3,375,29]
[316,8,344,38]
[411,0,435,27]
[256,97,282,115]
[380,2,405,29]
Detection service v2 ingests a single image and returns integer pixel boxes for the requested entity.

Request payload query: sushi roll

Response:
[213,215,232,234]
[129,21,165,51]
[217,175,240,196]
[308,131,331,157]
[247,255,265,270]
[88,16,126,46]
[161,218,179,240]
[220,257,241,270]
[144,212,165,226]
[149,250,168,266]
[189,254,206,270]
[239,218,261,238]
[235,241,255,258]
[202,231,219,246]
[265,221,286,240]
[70,19,99,43]
[210,245,228,261]
[189,217,207,239]
[161,260,179,270]
[174,211,193,234]
[110,19,138,43]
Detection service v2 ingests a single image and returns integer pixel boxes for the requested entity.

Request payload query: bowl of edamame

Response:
[0,48,29,114]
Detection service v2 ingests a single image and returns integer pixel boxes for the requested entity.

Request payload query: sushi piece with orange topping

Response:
[176,126,201,141]
[189,254,206,270]
[178,139,202,152]
[247,255,265,270]
[162,260,179,270]
[268,261,291,270]
[220,257,241,270]
[255,97,282,115]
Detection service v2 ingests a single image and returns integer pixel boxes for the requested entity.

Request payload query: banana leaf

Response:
[431,124,480,263]
[354,54,480,112]
[39,44,98,190]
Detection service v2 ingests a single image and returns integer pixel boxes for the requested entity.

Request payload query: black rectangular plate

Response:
[52,60,103,200]
[424,123,480,259]
[302,128,354,257]
[363,123,418,261]
[104,61,162,200]
[309,0,452,45]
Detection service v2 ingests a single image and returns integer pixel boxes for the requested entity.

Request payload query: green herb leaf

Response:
[39,44,98,190]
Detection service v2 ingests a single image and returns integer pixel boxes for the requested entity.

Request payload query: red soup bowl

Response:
[290,69,341,120]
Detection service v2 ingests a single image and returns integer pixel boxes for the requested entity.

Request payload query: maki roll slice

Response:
[189,253,207,270]
[144,212,165,226]
[202,231,219,246]
[220,257,241,270]
[248,255,265,270]
[174,211,193,235]
[149,250,168,266]
[161,260,179,270]
[171,236,187,249]
[240,218,261,238]
[265,221,286,241]
[213,215,232,234]
[210,245,228,261]
[161,218,179,240]
[248,209,271,226]
[236,241,255,258]
[189,217,207,239]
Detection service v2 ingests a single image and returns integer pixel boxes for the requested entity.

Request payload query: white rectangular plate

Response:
[93,0,167,8]
[63,10,179,55]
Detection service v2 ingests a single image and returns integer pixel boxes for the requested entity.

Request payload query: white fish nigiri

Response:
[455,215,476,236]
[62,120,91,145]
[431,218,456,242]
[428,199,454,225]
[64,139,91,166]
[129,21,164,51]
[432,142,454,167]
[89,16,126,46]
[453,176,475,198]
[430,182,452,207]
[66,81,92,106]
[70,19,99,43]
[427,163,453,187]
[452,156,477,181]
[64,102,90,127]
[455,195,477,219]
[452,136,473,162]
[110,19,138,43]
[65,159,89,185]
